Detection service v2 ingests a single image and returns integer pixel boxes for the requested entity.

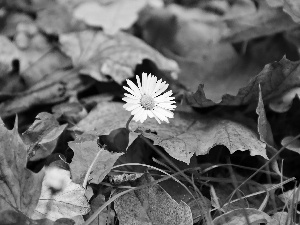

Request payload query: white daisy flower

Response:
[123,72,176,124]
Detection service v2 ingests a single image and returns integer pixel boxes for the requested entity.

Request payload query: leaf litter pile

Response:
[3,0,300,224]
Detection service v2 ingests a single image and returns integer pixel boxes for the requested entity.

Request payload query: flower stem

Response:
[126,115,134,131]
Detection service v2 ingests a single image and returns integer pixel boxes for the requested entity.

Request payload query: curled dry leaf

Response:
[114,173,193,225]
[269,87,300,112]
[0,117,44,217]
[59,30,179,84]
[222,1,299,43]
[68,134,123,185]
[22,112,67,161]
[185,57,300,109]
[213,208,271,225]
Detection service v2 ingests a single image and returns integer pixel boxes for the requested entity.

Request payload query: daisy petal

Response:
[152,79,163,96]
[123,86,136,97]
[152,108,168,123]
[157,102,176,110]
[124,103,141,111]
[124,93,139,100]
[122,97,140,104]
[157,107,174,118]
[153,83,169,98]
[131,105,143,115]
[136,75,142,91]
[142,72,148,93]
[126,79,141,98]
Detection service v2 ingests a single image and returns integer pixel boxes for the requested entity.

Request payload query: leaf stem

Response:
[125,115,134,131]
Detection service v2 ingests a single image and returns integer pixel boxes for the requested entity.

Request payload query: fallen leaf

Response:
[0,35,22,71]
[32,164,90,221]
[138,5,262,100]
[0,209,33,225]
[222,1,299,43]
[267,212,292,225]
[73,0,148,35]
[139,110,267,164]
[213,208,271,225]
[185,57,300,108]
[59,30,179,84]
[281,136,300,154]
[0,69,95,118]
[159,179,211,222]
[114,173,193,225]
[86,194,110,225]
[36,3,76,35]
[269,87,300,112]
[18,33,72,86]
[73,101,267,164]
[22,112,67,161]
[68,134,123,185]
[0,117,44,217]
[257,84,276,147]
[278,186,300,204]
[72,101,139,147]
[283,0,300,24]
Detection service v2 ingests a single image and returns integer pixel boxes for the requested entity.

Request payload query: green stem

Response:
[125,115,134,131]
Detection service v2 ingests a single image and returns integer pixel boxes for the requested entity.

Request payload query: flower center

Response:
[140,94,155,110]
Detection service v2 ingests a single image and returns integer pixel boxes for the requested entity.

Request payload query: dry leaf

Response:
[213,208,271,225]
[0,117,44,217]
[72,101,139,147]
[73,101,267,164]
[59,30,179,84]
[74,0,148,34]
[139,111,267,164]
[267,212,293,225]
[222,1,299,43]
[22,112,67,161]
[281,136,300,154]
[284,0,300,24]
[114,173,193,225]
[32,166,90,221]
[185,57,300,108]
[68,134,123,185]
[37,3,75,35]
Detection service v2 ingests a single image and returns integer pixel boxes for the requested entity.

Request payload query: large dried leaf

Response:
[0,118,44,217]
[72,101,139,147]
[68,135,123,185]
[138,111,267,164]
[185,57,300,108]
[222,1,299,43]
[139,5,262,100]
[114,173,193,225]
[74,102,267,164]
[74,0,147,34]
[59,30,179,84]
[32,166,90,221]
[213,208,271,225]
